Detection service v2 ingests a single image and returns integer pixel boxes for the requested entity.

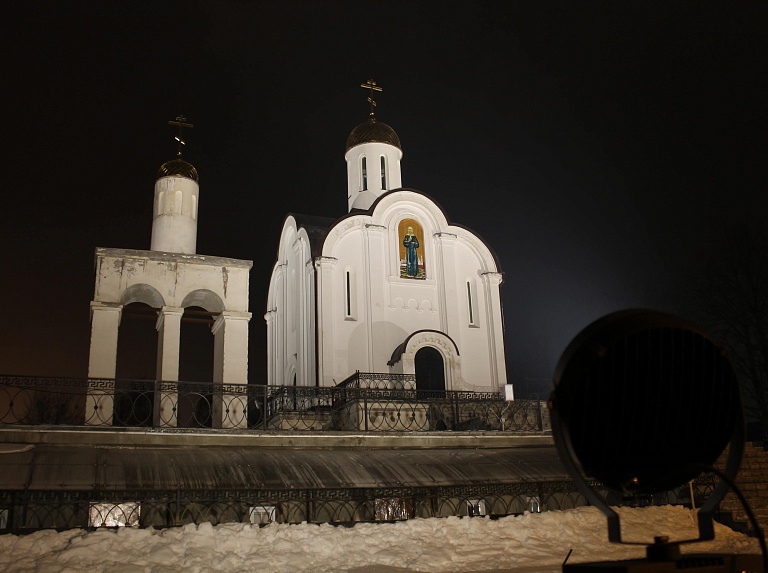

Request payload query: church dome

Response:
[157,158,199,183]
[346,119,402,152]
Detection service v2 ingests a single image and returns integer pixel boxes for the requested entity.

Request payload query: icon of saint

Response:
[403,226,420,277]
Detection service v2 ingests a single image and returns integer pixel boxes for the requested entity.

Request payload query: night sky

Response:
[3,1,766,396]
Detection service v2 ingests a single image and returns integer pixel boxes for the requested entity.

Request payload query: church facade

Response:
[266,104,507,394]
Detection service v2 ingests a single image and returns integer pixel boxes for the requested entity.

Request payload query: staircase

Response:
[717,442,768,534]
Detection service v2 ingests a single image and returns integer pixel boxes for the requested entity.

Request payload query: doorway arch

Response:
[388,330,463,392]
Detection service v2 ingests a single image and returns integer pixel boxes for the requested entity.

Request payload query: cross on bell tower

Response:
[168,115,194,157]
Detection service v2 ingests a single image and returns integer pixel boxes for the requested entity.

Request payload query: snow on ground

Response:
[0,505,760,573]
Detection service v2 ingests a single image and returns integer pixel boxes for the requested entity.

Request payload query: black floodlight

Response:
[549,310,763,572]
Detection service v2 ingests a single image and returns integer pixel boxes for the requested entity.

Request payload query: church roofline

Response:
[280,189,504,274]
[366,188,504,274]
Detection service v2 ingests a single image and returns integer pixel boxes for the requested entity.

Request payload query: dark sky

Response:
[3,1,766,395]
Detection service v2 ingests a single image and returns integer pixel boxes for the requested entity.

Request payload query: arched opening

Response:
[114,302,158,427]
[177,305,215,428]
[415,347,446,395]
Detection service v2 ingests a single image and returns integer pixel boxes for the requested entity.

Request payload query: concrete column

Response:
[211,310,252,428]
[154,306,184,427]
[86,302,122,426]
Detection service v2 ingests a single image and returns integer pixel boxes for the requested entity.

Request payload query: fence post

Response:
[453,392,460,429]
[262,385,268,430]
[363,390,369,432]
[21,490,29,531]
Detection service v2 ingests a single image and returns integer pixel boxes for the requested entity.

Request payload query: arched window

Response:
[380,155,387,189]
[361,156,368,191]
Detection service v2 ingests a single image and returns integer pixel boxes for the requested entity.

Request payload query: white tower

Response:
[345,80,403,211]
[150,117,199,254]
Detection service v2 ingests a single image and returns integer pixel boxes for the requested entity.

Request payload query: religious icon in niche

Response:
[398,218,426,279]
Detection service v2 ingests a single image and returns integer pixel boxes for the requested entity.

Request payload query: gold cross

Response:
[168,115,194,157]
[360,80,383,119]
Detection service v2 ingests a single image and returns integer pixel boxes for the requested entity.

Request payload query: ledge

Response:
[95,247,253,269]
[0,426,554,449]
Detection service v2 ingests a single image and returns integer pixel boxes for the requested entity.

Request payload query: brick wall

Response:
[717,442,768,534]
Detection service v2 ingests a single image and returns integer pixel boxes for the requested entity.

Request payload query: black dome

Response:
[157,159,199,183]
[346,119,402,152]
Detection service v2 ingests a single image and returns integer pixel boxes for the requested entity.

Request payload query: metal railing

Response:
[0,374,546,432]
[0,476,719,532]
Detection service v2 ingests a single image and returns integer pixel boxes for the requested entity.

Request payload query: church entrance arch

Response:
[388,330,463,392]
[415,347,445,395]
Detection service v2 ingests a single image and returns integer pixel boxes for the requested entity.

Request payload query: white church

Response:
[84,84,509,426]
[266,82,507,394]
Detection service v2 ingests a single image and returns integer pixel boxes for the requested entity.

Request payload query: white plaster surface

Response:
[267,190,507,393]
[150,175,199,254]
[345,141,403,211]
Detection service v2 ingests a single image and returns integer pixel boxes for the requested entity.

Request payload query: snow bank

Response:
[0,505,759,573]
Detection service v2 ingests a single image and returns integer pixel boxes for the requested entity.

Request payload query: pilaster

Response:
[153,306,184,427]
[480,271,507,389]
[314,256,337,387]
[211,310,252,428]
[86,302,122,426]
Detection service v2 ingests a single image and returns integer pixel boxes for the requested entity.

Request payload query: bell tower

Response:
[345,80,403,211]
[150,116,200,254]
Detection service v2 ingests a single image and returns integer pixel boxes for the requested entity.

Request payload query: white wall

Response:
[321,191,506,392]
[267,190,507,393]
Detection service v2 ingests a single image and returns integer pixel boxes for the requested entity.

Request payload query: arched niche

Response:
[120,284,165,309]
[180,289,224,313]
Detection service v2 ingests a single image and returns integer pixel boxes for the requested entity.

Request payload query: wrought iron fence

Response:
[0,375,546,432]
[0,476,719,533]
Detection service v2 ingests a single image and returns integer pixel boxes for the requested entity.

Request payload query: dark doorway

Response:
[415,347,446,395]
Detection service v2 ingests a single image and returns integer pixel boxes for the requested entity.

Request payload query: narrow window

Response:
[361,156,368,191]
[344,268,356,320]
[157,191,164,215]
[191,195,197,220]
[346,271,351,317]
[380,155,386,189]
[467,281,474,325]
[466,279,479,327]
